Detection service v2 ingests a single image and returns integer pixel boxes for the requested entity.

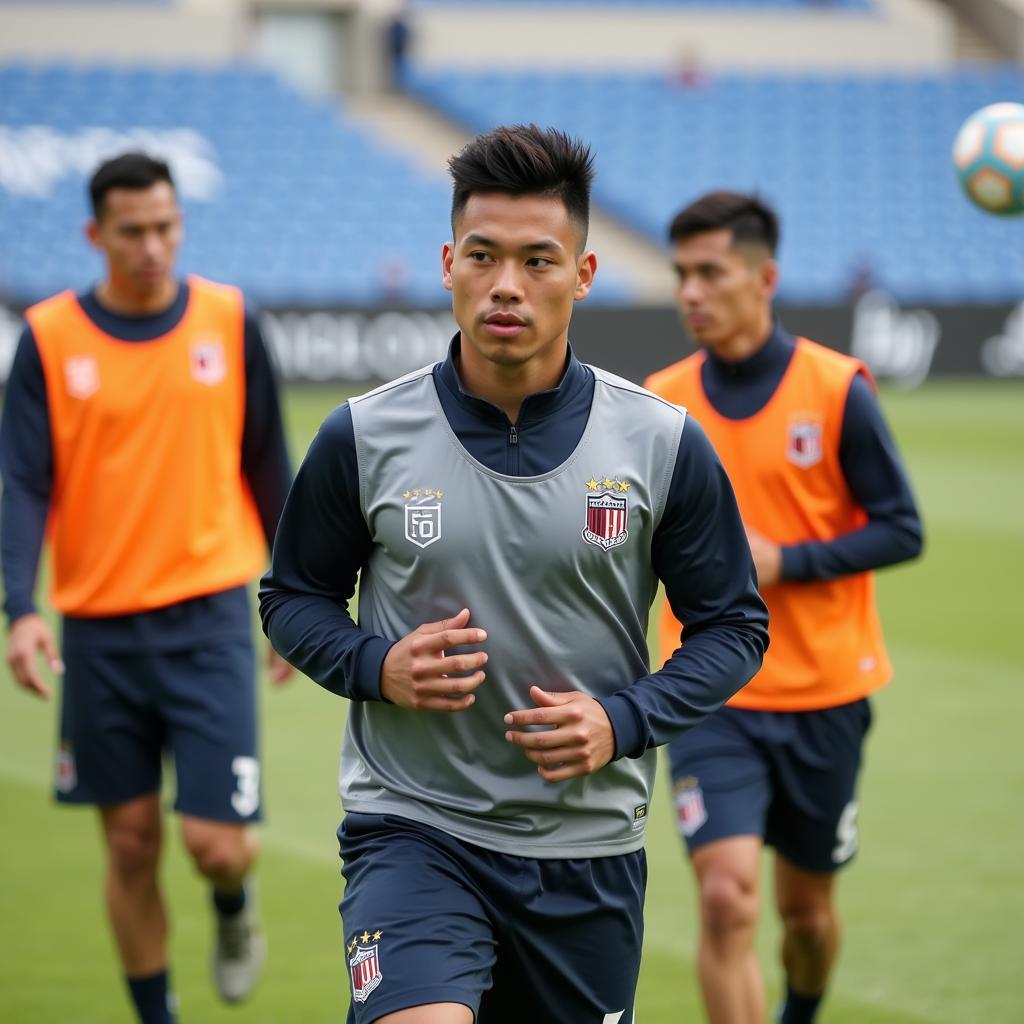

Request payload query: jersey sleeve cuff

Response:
[780,543,812,582]
[4,597,38,628]
[596,693,646,761]
[350,636,396,702]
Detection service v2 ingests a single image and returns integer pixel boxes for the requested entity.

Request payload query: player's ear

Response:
[441,241,454,292]
[760,257,780,299]
[85,219,101,251]
[574,250,597,301]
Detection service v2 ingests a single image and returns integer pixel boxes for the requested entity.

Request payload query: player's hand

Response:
[504,686,615,782]
[380,607,488,712]
[745,525,782,588]
[267,646,295,686]
[6,613,64,700]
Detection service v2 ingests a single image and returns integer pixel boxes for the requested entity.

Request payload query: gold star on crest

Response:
[360,931,371,944]
[617,480,630,492]
[435,490,444,499]
[347,938,357,953]
[603,478,615,490]
[372,930,383,941]
[411,489,420,498]
[402,490,412,500]
[586,478,599,490]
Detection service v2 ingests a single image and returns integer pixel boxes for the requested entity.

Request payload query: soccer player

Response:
[259,125,770,1024]
[0,153,293,1023]
[645,192,923,1024]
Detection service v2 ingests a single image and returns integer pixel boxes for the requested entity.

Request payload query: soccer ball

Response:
[952,102,1024,216]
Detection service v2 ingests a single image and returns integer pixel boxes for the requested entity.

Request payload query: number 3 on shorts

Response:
[231,756,261,818]
[832,800,859,865]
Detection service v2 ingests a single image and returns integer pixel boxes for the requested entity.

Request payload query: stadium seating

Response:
[0,63,631,307]
[405,65,1024,304]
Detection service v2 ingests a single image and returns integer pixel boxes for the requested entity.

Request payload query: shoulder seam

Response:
[349,365,438,407]
[594,373,689,418]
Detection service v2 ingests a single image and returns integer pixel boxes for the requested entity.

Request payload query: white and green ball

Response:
[953,101,1024,216]
[953,101,1024,215]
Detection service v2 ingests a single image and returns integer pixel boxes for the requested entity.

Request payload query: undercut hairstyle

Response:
[668,191,779,256]
[448,124,595,250]
[89,152,175,219]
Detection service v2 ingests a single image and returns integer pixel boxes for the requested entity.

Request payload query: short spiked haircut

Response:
[668,191,779,256]
[89,152,175,219]
[448,124,595,250]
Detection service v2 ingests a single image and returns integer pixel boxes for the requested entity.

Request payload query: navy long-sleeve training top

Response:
[0,280,292,651]
[699,325,923,580]
[260,338,770,761]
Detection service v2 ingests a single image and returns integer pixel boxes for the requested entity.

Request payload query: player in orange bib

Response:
[0,154,293,1023]
[645,193,923,1024]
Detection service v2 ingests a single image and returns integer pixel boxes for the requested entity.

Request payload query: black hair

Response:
[448,124,595,249]
[89,152,175,219]
[668,191,779,255]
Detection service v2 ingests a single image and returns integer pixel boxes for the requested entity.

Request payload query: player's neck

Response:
[96,276,179,317]
[456,342,568,424]
[707,313,774,364]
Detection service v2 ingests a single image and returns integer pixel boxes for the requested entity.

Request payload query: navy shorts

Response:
[337,812,645,1023]
[668,699,873,874]
[56,642,261,823]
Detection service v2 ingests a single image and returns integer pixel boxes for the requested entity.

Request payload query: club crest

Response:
[787,418,823,469]
[582,476,630,551]
[55,741,77,794]
[190,340,226,386]
[403,487,443,549]
[347,930,383,1003]
[674,776,708,838]
[64,355,99,399]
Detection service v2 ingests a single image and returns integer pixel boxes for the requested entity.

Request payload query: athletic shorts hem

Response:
[55,783,159,809]
[772,842,859,876]
[353,985,477,1022]
[685,827,762,855]
[172,798,263,825]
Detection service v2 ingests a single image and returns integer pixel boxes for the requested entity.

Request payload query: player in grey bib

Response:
[261,125,769,1024]
[345,363,685,857]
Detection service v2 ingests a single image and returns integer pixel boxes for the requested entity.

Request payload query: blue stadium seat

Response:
[404,65,1024,303]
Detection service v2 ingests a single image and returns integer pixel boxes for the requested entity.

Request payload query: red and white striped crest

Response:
[190,340,226,386]
[582,490,628,551]
[787,419,823,469]
[349,943,383,1003]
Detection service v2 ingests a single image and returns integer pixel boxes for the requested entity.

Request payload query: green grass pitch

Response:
[1,380,1022,1022]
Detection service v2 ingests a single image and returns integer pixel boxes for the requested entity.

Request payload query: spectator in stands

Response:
[385,1,413,91]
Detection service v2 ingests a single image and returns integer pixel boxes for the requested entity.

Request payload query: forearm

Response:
[598,620,767,759]
[781,513,923,582]
[258,586,392,701]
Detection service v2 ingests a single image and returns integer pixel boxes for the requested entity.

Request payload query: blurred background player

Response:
[260,125,770,1023]
[645,191,923,1024]
[0,152,293,1024]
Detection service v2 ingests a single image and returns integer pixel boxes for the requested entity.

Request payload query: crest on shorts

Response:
[582,476,630,551]
[64,355,99,399]
[190,339,226,385]
[786,418,823,469]
[674,776,707,838]
[55,741,77,794]
[347,930,383,1003]
[403,487,443,549]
